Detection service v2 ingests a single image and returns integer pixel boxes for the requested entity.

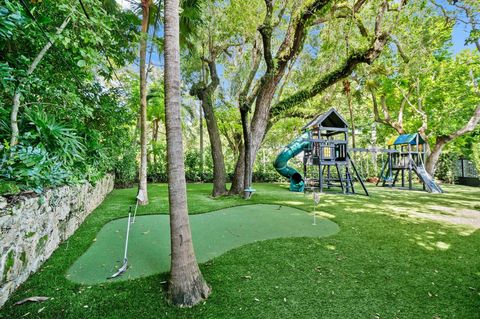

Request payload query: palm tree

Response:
[147,84,165,143]
[164,0,210,307]
[138,0,151,205]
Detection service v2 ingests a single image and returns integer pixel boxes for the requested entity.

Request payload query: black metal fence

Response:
[456,159,480,186]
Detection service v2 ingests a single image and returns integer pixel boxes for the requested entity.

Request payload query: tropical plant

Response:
[24,109,85,164]
[0,143,71,193]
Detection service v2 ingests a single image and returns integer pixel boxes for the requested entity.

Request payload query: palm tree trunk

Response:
[138,0,150,205]
[164,0,210,306]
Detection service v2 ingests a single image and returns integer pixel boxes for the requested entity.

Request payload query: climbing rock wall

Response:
[0,174,114,308]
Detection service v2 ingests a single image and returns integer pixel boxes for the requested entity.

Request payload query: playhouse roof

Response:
[302,108,348,130]
[387,133,425,146]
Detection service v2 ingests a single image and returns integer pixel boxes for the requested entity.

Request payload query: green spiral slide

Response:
[273,131,311,192]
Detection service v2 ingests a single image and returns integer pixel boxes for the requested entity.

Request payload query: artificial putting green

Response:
[66,204,339,284]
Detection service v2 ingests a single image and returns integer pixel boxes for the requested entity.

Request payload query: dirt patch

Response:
[410,205,480,229]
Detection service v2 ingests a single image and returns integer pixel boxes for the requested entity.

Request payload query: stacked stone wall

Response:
[0,174,114,307]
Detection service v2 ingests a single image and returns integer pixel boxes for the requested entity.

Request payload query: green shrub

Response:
[0,144,71,193]
[114,147,138,188]
[0,180,20,195]
[185,149,203,182]
[24,109,85,165]
[435,152,458,184]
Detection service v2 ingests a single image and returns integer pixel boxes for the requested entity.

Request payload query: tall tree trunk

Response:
[229,143,245,195]
[164,0,210,306]
[230,38,262,195]
[371,122,377,174]
[247,78,282,190]
[344,79,356,148]
[10,16,71,146]
[138,0,150,205]
[199,104,204,179]
[201,91,227,196]
[425,138,446,176]
[425,104,480,175]
[190,60,227,196]
[240,107,252,198]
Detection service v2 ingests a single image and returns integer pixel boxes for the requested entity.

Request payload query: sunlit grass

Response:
[0,183,479,318]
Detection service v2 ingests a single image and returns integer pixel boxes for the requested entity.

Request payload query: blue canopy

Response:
[388,133,425,146]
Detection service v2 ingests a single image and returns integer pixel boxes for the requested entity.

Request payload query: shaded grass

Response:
[1,183,480,318]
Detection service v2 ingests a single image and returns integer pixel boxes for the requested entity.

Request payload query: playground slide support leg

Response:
[347,152,369,196]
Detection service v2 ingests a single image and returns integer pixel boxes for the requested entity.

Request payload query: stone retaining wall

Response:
[0,174,114,307]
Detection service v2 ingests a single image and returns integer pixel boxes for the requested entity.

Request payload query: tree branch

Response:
[276,0,331,69]
[10,15,71,146]
[240,38,263,111]
[271,32,390,116]
[207,59,219,91]
[445,104,480,141]
[392,38,409,63]
[271,0,405,116]
[369,87,406,134]
[258,0,274,72]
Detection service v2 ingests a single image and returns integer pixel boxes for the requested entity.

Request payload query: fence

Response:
[455,159,480,186]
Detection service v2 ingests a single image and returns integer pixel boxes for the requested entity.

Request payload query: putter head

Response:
[107,258,128,279]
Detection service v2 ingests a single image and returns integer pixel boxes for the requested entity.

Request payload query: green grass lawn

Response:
[1,183,479,318]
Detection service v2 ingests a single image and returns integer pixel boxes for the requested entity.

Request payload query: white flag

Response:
[136,189,145,202]
[313,192,320,205]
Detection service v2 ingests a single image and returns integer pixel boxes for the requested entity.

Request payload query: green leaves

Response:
[76,59,86,67]
[0,143,70,193]
[0,2,25,40]
[25,109,86,165]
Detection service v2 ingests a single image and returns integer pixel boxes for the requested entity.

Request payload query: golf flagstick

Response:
[313,191,320,225]
[108,206,132,279]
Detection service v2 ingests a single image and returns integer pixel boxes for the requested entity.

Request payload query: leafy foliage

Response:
[435,152,459,183]
[0,143,70,193]
[0,0,138,194]
[25,109,85,164]
[0,1,25,40]
[1,0,479,196]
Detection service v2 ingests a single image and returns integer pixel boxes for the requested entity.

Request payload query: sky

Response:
[117,0,133,10]
[115,0,475,57]
[435,0,477,54]
[452,22,476,54]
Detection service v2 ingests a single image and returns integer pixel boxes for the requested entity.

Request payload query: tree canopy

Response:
[1,0,479,193]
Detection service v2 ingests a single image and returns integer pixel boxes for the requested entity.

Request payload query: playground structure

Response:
[274,108,443,195]
[274,108,368,195]
[375,133,442,193]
